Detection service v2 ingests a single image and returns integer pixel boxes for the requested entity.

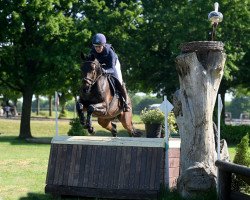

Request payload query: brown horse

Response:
[76,53,141,137]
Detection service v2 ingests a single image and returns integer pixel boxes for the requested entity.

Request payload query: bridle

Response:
[82,60,103,93]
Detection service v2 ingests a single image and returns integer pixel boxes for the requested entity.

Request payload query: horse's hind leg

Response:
[117,111,141,137]
[98,118,117,137]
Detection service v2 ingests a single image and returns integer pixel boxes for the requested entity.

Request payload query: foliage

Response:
[168,112,178,134]
[221,124,250,144]
[131,94,162,114]
[0,0,88,138]
[0,0,249,139]
[232,134,250,194]
[226,96,250,118]
[67,118,88,136]
[233,133,250,166]
[140,108,177,133]
[140,108,165,124]
[59,110,68,118]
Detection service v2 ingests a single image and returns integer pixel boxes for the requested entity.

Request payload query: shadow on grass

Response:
[0,135,52,145]
[19,193,102,200]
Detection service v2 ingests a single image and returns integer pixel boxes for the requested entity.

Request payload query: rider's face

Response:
[94,45,104,53]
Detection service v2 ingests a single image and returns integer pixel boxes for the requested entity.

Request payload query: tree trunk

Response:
[19,87,33,139]
[36,94,40,116]
[173,41,226,198]
[49,95,52,117]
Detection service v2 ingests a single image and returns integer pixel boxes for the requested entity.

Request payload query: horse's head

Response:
[80,53,103,91]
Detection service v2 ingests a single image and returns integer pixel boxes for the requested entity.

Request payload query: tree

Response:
[128,0,249,101]
[174,42,226,197]
[0,0,87,138]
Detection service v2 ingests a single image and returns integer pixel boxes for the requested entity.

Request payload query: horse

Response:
[76,53,141,137]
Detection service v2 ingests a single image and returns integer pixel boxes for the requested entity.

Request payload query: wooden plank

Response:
[82,145,92,187]
[51,136,165,148]
[133,147,142,189]
[53,144,64,185]
[103,146,115,189]
[46,144,58,185]
[62,144,73,186]
[154,148,163,190]
[160,148,166,184]
[128,146,137,189]
[106,146,117,189]
[77,145,88,187]
[144,147,153,190]
[138,147,148,189]
[87,145,97,188]
[117,146,128,189]
[97,146,108,188]
[217,169,231,200]
[92,145,102,188]
[57,144,68,185]
[67,144,78,186]
[45,185,159,199]
[72,145,82,186]
[149,147,158,190]
[113,146,123,189]
[216,160,250,177]
[123,146,132,189]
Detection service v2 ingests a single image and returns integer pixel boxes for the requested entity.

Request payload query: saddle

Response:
[107,75,121,97]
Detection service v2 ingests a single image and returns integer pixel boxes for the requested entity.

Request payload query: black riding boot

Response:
[120,83,131,112]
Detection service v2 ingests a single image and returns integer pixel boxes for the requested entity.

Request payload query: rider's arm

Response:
[104,48,117,74]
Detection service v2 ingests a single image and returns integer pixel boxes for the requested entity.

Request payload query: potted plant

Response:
[140,108,165,138]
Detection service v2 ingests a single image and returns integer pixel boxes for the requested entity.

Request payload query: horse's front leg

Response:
[86,104,96,134]
[86,102,107,134]
[76,101,86,127]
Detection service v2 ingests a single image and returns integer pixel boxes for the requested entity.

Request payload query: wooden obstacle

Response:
[216,160,250,200]
[45,136,180,199]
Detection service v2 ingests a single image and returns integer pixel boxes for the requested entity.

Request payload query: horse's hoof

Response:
[88,127,95,135]
[112,133,117,137]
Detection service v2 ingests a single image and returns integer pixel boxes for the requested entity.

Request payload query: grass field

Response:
[0,118,237,200]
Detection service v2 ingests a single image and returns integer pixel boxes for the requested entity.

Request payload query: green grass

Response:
[0,119,236,200]
[0,119,145,200]
[30,111,143,124]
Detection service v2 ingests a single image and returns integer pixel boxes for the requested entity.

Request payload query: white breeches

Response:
[114,59,123,84]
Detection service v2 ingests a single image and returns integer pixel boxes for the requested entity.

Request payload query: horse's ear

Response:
[80,52,85,61]
[89,54,95,61]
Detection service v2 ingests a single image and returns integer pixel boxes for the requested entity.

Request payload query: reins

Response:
[82,60,104,92]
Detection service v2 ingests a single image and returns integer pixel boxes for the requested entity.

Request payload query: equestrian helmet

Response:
[92,33,106,45]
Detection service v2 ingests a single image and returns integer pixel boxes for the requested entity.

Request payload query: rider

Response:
[90,33,131,112]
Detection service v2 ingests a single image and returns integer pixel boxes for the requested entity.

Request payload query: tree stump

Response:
[173,41,226,198]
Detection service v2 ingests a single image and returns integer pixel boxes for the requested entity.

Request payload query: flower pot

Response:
[145,123,162,138]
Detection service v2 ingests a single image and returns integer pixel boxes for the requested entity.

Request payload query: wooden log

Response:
[173,41,226,198]
[217,168,231,200]
[215,160,250,178]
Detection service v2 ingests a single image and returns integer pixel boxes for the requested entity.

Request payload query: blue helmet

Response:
[92,33,106,45]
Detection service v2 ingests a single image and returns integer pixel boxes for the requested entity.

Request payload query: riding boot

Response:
[120,83,131,112]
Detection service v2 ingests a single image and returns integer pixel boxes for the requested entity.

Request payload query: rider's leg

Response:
[114,60,131,112]
[120,83,131,112]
